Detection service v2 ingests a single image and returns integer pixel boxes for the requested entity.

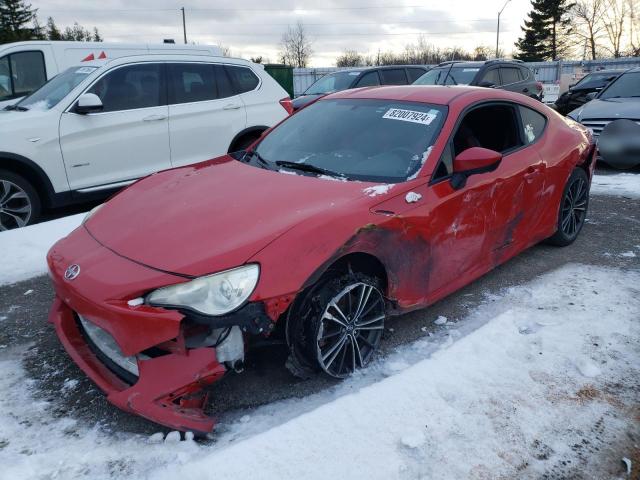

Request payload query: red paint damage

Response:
[47,86,595,432]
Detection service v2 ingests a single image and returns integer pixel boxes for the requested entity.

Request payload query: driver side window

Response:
[481,68,500,86]
[88,64,164,112]
[433,104,523,180]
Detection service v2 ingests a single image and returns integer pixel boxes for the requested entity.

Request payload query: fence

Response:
[292,57,640,97]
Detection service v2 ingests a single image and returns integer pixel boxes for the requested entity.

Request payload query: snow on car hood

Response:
[85,156,376,277]
[571,98,640,121]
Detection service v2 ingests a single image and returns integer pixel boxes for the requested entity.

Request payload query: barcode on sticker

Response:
[383,108,437,125]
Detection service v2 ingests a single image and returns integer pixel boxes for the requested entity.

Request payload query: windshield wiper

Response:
[3,104,28,111]
[275,160,343,178]
[243,149,274,170]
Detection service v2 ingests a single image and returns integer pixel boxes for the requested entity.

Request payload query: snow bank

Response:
[591,172,640,198]
[154,264,639,480]
[1,264,638,479]
[0,214,84,286]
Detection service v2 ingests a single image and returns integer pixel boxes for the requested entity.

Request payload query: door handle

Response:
[223,104,242,110]
[142,114,167,121]
[522,87,529,93]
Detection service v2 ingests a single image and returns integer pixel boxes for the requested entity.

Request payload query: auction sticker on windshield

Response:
[383,108,438,125]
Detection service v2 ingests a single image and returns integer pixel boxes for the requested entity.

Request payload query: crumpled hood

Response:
[85,157,375,277]
[571,98,640,121]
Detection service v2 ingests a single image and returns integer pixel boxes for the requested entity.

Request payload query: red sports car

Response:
[47,86,595,433]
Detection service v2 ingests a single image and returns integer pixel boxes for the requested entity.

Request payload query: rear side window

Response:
[406,68,426,83]
[501,67,522,85]
[380,69,408,85]
[519,106,546,144]
[0,51,47,101]
[355,71,380,87]
[168,63,216,103]
[88,63,163,112]
[226,65,259,93]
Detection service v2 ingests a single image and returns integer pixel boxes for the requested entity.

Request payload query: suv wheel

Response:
[0,170,41,230]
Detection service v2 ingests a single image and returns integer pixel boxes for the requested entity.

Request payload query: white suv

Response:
[0,54,292,229]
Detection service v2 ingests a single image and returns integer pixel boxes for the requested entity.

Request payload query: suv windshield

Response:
[15,66,97,110]
[414,66,479,86]
[598,72,640,99]
[253,98,447,182]
[304,71,359,95]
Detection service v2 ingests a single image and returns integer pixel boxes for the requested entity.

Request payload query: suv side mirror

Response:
[75,93,103,114]
[450,147,502,189]
[478,80,496,88]
[585,91,598,101]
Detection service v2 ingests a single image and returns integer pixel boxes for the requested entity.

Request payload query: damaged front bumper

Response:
[49,298,225,433]
[46,226,275,433]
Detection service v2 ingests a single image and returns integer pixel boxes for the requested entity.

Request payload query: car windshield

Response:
[599,72,640,99]
[414,66,479,86]
[304,71,359,95]
[253,98,447,183]
[574,72,617,88]
[16,66,97,110]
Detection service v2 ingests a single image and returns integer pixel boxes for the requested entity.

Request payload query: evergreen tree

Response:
[0,0,38,44]
[515,0,575,61]
[46,16,61,40]
[92,27,102,42]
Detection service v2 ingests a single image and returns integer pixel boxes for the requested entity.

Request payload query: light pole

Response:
[181,7,187,44]
[496,0,511,58]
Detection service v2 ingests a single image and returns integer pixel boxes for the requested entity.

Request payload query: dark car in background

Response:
[413,59,543,100]
[292,65,429,110]
[554,70,621,115]
[568,68,640,169]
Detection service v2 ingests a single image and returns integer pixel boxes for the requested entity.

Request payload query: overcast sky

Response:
[33,0,533,66]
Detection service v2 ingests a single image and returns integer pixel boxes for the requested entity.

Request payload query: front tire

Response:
[0,169,41,230]
[287,273,386,379]
[547,168,589,246]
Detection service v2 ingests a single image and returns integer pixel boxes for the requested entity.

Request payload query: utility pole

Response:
[496,0,511,58]
[181,7,187,44]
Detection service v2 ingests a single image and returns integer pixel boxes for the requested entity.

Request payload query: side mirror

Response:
[450,147,502,189]
[478,80,495,88]
[585,91,598,101]
[75,93,103,114]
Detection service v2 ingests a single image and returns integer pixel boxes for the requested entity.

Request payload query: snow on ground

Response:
[0,214,83,286]
[1,264,638,479]
[591,172,640,198]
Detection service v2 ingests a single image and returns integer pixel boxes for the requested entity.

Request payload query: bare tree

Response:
[572,0,606,59]
[280,21,313,68]
[336,50,364,67]
[219,44,232,57]
[629,0,640,55]
[602,0,627,56]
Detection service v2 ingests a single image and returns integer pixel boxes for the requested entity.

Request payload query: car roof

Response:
[328,65,429,75]
[325,85,517,106]
[73,53,255,70]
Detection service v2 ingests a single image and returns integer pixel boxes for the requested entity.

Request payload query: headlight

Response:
[146,264,259,316]
[82,203,104,225]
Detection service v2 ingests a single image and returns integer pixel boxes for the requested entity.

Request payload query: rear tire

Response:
[0,169,41,230]
[286,273,386,379]
[229,132,263,153]
[546,168,589,246]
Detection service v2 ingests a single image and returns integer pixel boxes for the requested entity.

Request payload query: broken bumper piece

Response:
[49,297,226,433]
